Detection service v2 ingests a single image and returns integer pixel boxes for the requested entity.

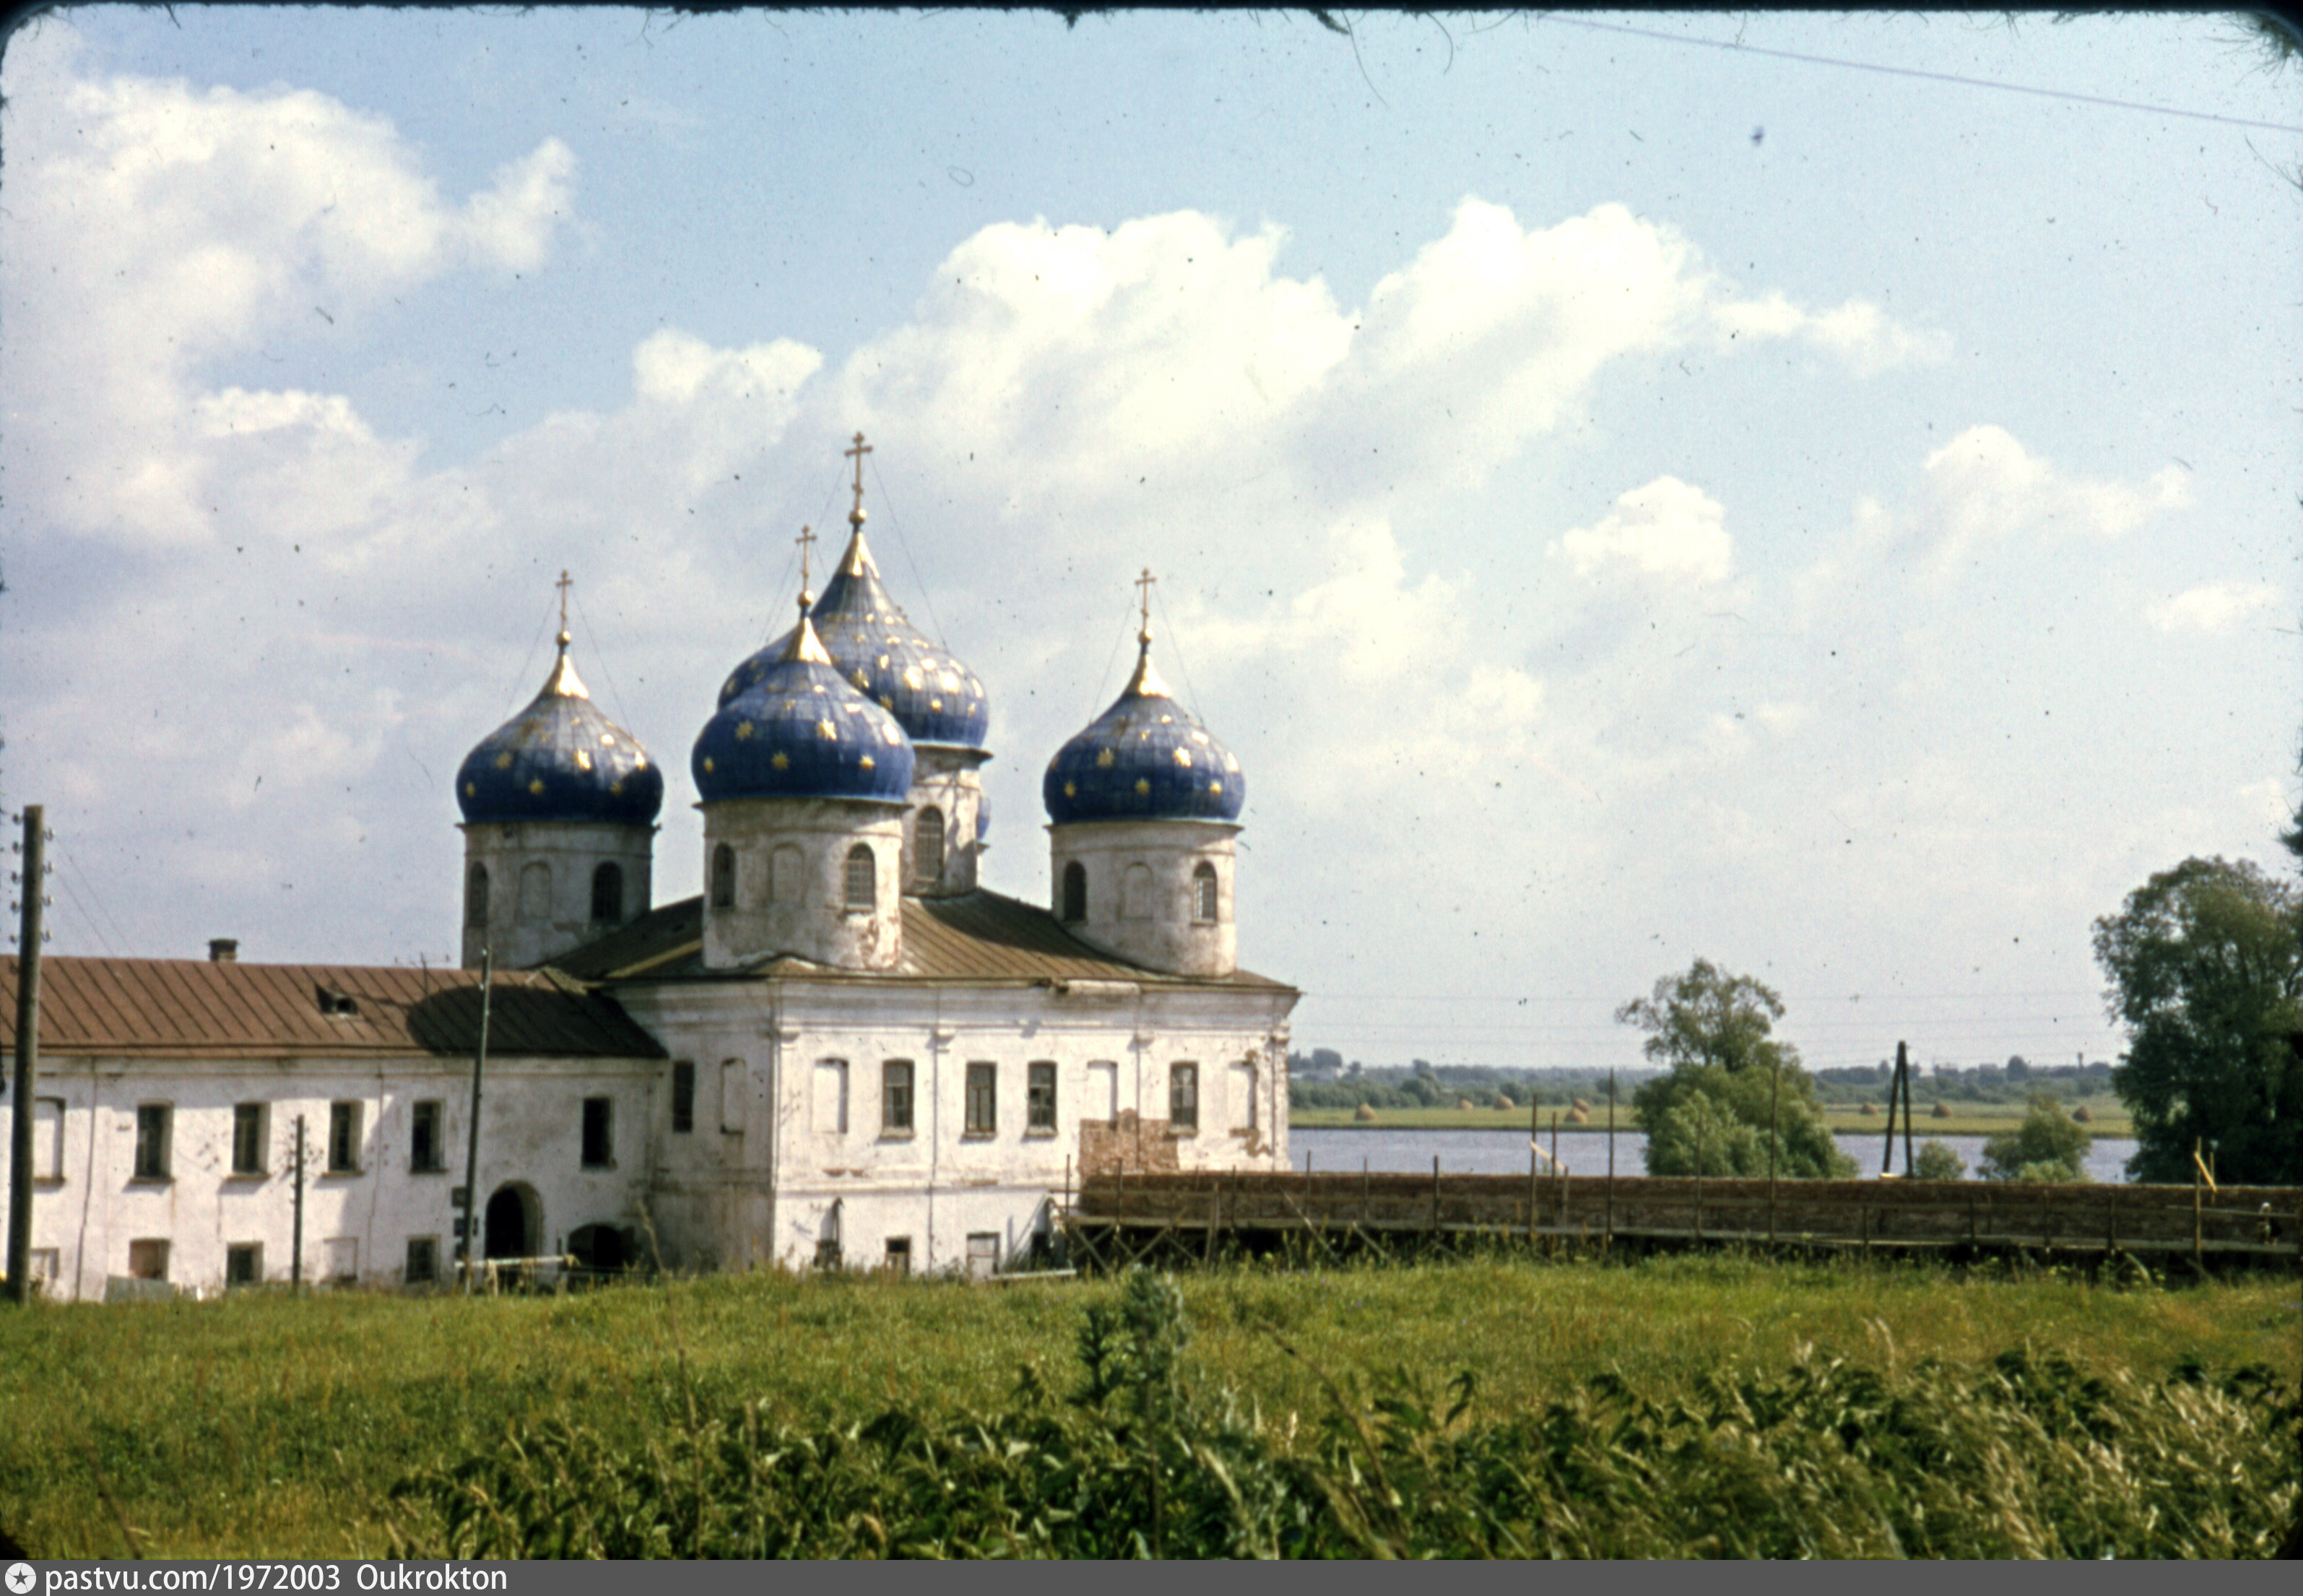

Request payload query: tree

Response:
[1913,1139,1967,1181]
[2094,856,2303,1185]
[1618,960,1855,1179]
[1977,1093,2091,1182]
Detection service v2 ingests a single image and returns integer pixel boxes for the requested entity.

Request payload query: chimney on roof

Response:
[209,938,239,963]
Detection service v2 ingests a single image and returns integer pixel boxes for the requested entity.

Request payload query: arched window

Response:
[465,864,490,929]
[843,844,876,911]
[1192,862,1219,924]
[517,861,551,921]
[590,862,625,924]
[1120,862,1153,921]
[770,843,803,903]
[914,807,945,888]
[710,843,736,908]
[1061,861,1088,923]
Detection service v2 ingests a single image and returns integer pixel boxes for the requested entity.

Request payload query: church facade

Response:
[1,440,1295,1297]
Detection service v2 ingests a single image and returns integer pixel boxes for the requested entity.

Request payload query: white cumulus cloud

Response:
[1552,477,1732,584]
[2146,580,2281,633]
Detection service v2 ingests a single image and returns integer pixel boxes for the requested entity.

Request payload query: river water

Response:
[1293,1128,2140,1185]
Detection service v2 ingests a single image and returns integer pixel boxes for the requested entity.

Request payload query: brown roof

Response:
[551,889,1296,994]
[0,957,664,1062]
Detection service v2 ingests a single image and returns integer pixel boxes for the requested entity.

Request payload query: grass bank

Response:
[1294,1101,2135,1137]
[0,1255,2291,1556]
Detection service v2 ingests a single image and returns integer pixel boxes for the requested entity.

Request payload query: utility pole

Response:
[459,948,493,1293]
[291,1114,306,1293]
[7,806,48,1305]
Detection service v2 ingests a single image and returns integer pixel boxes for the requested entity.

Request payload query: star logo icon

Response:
[6,1561,37,1595]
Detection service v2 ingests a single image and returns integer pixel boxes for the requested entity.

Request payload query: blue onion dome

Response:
[719,509,989,750]
[693,598,916,804]
[1044,625,1244,825]
[458,631,664,825]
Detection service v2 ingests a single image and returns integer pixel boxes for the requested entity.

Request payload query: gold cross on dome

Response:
[555,569,573,643]
[795,524,817,591]
[846,431,873,523]
[1135,567,1157,635]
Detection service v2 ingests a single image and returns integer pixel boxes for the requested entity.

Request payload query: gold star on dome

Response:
[817,720,838,740]
[495,752,513,770]
[1096,749,1115,768]
[771,752,789,771]
[1135,779,1150,795]
[1173,749,1192,768]
[528,779,545,796]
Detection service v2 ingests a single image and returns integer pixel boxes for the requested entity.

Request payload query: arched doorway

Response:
[484,1183,539,1259]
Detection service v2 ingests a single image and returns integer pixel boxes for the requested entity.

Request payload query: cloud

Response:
[1712,292,1951,374]
[1,25,576,550]
[1904,425,2188,573]
[1551,477,1732,584]
[2146,579,2281,633]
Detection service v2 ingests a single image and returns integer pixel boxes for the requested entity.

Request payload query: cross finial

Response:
[845,431,873,527]
[795,525,817,610]
[1135,567,1156,642]
[555,568,573,649]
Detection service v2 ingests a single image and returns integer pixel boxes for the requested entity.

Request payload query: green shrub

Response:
[391,1280,2298,1558]
[1979,1094,2091,1181]
[1914,1140,1967,1181]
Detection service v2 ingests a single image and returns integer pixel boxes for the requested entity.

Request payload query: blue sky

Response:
[4,7,2297,1074]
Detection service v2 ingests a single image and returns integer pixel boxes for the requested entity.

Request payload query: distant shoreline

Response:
[1289,1104,2134,1138]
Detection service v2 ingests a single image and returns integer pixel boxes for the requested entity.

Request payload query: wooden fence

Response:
[1059,1168,2302,1272]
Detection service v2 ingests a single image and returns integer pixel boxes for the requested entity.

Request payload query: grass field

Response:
[1293,1101,2135,1137]
[0,1252,2290,1556]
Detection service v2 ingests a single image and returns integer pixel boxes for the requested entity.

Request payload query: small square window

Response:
[231,1103,267,1176]
[405,1236,439,1285]
[127,1239,169,1281]
[965,1063,997,1136]
[1027,1062,1057,1133]
[133,1103,172,1180]
[328,1101,363,1174]
[884,1236,911,1278]
[672,1061,696,1134]
[883,1061,914,1135]
[409,1100,446,1174]
[225,1244,263,1287]
[581,1097,615,1168]
[1171,1063,1200,1134]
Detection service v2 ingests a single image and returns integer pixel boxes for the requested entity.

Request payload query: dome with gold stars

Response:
[457,635,664,827]
[693,609,916,805]
[717,440,989,750]
[1044,623,1243,825]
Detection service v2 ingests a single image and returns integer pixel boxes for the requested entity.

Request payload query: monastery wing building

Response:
[1,439,1296,1298]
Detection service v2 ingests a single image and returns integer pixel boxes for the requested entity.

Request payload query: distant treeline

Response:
[1286,1052,2116,1112]
[1285,1055,1648,1112]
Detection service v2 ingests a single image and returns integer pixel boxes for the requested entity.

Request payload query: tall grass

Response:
[1,1253,2294,1556]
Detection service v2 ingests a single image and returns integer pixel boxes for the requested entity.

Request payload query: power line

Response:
[1532,12,2303,136]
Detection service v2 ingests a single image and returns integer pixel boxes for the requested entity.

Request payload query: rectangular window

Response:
[671,1061,696,1134]
[1027,1062,1057,1133]
[884,1237,911,1278]
[230,1102,267,1176]
[127,1239,169,1281]
[720,1059,746,1135]
[966,1232,1000,1280]
[1171,1063,1200,1133]
[33,1098,64,1181]
[813,1060,849,1136]
[405,1236,439,1285]
[133,1103,172,1180]
[409,1100,446,1174]
[225,1244,263,1288]
[324,1237,358,1284]
[882,1061,914,1135]
[581,1096,615,1168]
[327,1101,363,1174]
[814,1238,842,1272]
[965,1062,997,1135]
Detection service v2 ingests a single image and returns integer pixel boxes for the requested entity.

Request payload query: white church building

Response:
[1,441,1296,1298]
